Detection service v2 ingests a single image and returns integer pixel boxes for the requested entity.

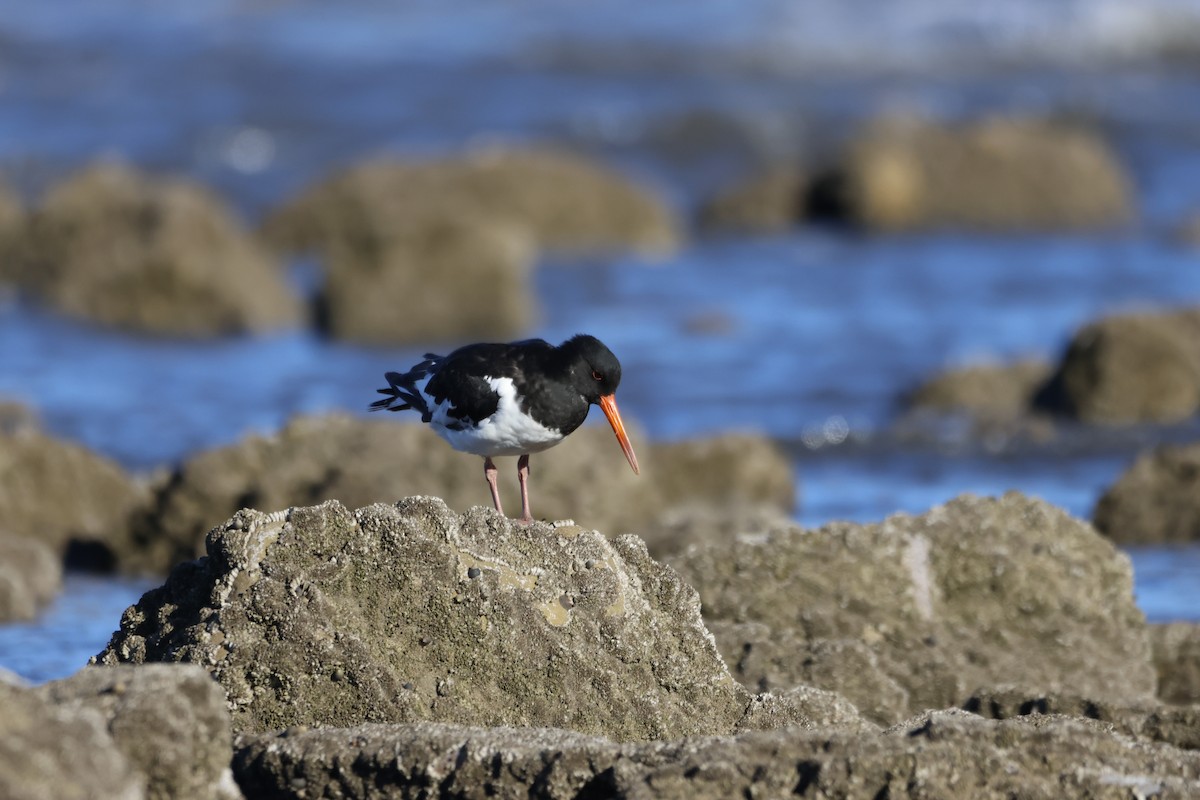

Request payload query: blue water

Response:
[2,0,1199,683]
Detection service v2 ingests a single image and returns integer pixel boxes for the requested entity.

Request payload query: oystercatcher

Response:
[369,334,640,523]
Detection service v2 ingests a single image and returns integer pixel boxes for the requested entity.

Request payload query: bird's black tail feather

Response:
[368,355,442,422]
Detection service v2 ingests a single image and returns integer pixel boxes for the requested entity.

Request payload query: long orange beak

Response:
[598,394,640,475]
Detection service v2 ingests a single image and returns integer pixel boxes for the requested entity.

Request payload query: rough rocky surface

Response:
[963,685,1200,751]
[316,217,536,343]
[5,162,300,336]
[232,709,1200,799]
[1093,442,1200,544]
[696,164,807,234]
[97,497,796,739]
[126,413,794,574]
[39,664,243,800]
[670,492,1156,725]
[0,682,145,800]
[637,504,796,560]
[1151,623,1200,706]
[0,427,148,569]
[0,534,62,620]
[707,621,913,727]
[262,146,680,258]
[1034,306,1200,424]
[810,116,1132,232]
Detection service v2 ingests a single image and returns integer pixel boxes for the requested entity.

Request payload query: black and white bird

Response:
[369,334,640,523]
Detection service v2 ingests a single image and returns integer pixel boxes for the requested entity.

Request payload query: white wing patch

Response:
[429,376,564,457]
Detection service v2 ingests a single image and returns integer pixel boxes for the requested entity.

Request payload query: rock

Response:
[39,665,242,800]
[810,116,1132,232]
[96,497,767,739]
[127,414,794,575]
[0,682,145,800]
[0,535,62,620]
[697,165,806,234]
[315,217,536,344]
[0,180,23,280]
[648,434,795,512]
[612,710,1200,798]
[232,710,1200,799]
[1034,306,1200,424]
[0,427,147,570]
[963,685,1200,751]
[903,359,1054,423]
[637,505,796,560]
[1151,623,1200,705]
[262,145,680,259]
[6,161,300,336]
[670,492,1156,724]
[232,723,628,800]
[1093,442,1200,544]
[709,621,912,727]
[0,399,39,435]
[1177,211,1200,247]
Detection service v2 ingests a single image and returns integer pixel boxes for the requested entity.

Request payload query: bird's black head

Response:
[561,334,623,403]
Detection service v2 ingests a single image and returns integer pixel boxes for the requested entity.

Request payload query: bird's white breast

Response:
[429,376,565,457]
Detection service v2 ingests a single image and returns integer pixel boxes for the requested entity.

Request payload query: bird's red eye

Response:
[591,370,602,381]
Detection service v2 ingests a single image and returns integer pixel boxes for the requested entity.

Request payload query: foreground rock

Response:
[1093,442,1200,544]
[670,492,1156,725]
[1151,623,1200,706]
[1035,306,1200,424]
[262,146,680,260]
[0,682,145,800]
[5,162,300,336]
[810,116,1132,232]
[963,685,1200,751]
[97,497,823,738]
[125,413,794,574]
[0,535,62,620]
[232,709,1200,799]
[38,665,242,800]
[0,426,147,570]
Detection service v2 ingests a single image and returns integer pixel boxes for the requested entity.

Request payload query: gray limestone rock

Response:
[671,492,1156,724]
[261,145,680,260]
[97,497,804,739]
[0,427,148,570]
[0,682,145,800]
[5,161,300,336]
[811,115,1132,232]
[126,413,795,575]
[39,664,243,800]
[1093,441,1200,544]
[1035,306,1200,424]
[231,710,1200,799]
[1151,622,1200,705]
[0,534,62,620]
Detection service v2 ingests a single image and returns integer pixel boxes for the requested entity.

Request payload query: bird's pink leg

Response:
[483,457,504,516]
[517,454,532,525]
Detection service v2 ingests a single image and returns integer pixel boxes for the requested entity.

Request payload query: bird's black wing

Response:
[424,340,555,426]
